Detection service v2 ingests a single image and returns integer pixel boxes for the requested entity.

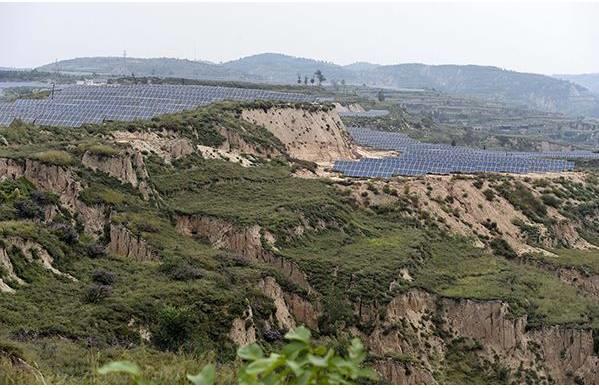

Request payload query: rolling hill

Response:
[37,54,599,117]
[556,73,599,95]
[37,56,257,81]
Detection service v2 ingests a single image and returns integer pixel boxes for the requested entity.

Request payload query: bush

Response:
[490,238,517,259]
[14,199,43,219]
[84,284,112,303]
[168,264,203,281]
[483,189,495,201]
[236,326,377,384]
[98,326,376,384]
[30,190,59,206]
[540,194,561,208]
[87,243,106,258]
[92,269,117,285]
[152,306,193,351]
[51,222,79,244]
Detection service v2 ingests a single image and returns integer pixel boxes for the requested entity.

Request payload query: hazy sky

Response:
[1,1,598,75]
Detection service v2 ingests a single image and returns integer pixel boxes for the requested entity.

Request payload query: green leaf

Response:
[348,338,366,363]
[284,326,311,344]
[237,343,264,361]
[285,359,303,377]
[307,354,329,368]
[97,361,141,376]
[244,353,282,375]
[187,364,215,385]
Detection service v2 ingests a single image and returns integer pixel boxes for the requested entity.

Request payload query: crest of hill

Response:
[36,56,258,81]
[555,73,599,95]
[363,63,599,117]
[222,53,356,83]
[36,54,599,117]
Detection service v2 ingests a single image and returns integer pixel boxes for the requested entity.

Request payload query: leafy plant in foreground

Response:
[236,326,376,384]
[97,326,376,384]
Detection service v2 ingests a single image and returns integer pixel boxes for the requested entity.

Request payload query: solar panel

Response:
[0,84,317,127]
[334,127,590,178]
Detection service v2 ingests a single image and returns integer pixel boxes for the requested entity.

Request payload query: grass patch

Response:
[31,150,73,166]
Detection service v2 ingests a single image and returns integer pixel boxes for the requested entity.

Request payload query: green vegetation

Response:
[31,150,74,166]
[96,326,374,384]
[2,102,599,383]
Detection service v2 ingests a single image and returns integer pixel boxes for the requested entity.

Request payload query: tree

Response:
[377,90,385,102]
[451,139,457,147]
[310,77,315,85]
[297,74,302,84]
[304,76,308,85]
[314,70,326,86]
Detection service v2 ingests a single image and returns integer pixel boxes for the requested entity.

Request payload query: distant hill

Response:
[222,53,355,84]
[555,73,599,95]
[37,57,257,81]
[37,54,599,117]
[361,64,599,117]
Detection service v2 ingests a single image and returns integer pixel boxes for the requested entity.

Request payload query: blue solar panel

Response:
[0,85,317,127]
[333,127,590,178]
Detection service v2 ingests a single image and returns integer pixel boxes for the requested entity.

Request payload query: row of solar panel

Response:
[339,109,390,117]
[347,127,599,160]
[333,127,590,178]
[0,85,315,127]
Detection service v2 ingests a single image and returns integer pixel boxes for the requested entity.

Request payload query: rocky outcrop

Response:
[112,130,194,163]
[0,158,80,208]
[258,277,320,331]
[357,289,599,384]
[0,247,25,291]
[0,158,106,236]
[229,305,257,347]
[216,126,281,159]
[82,150,151,200]
[373,360,436,384]
[241,107,356,163]
[0,237,77,285]
[176,215,311,291]
[108,224,156,261]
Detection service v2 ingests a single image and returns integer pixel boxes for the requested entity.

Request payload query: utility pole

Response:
[122,50,128,75]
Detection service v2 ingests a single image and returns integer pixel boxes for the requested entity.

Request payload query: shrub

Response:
[30,190,59,206]
[87,243,106,258]
[483,189,495,201]
[32,150,73,166]
[490,238,517,259]
[236,326,377,384]
[540,194,561,208]
[167,263,203,281]
[152,306,193,351]
[51,222,79,244]
[84,284,112,303]
[14,199,43,219]
[92,269,117,285]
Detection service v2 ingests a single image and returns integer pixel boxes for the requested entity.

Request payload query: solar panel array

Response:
[333,127,599,178]
[0,84,316,127]
[338,109,390,118]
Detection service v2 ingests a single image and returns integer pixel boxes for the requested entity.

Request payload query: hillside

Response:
[36,54,599,117]
[36,57,257,81]
[0,100,598,384]
[556,73,599,95]
[222,53,355,84]
[362,64,599,117]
